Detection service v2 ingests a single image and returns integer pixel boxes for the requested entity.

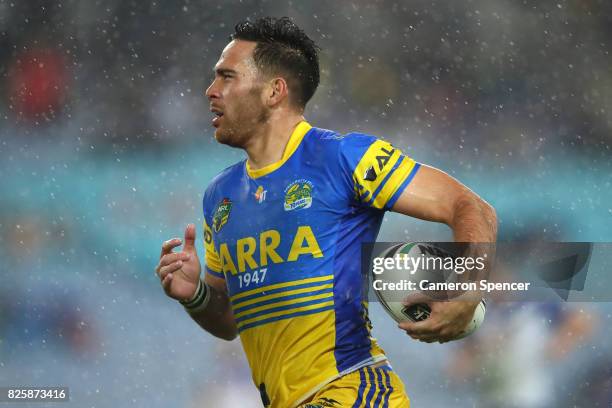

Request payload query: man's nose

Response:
[205,80,220,100]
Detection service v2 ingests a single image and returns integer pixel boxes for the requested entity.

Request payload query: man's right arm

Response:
[186,274,237,341]
[156,224,237,341]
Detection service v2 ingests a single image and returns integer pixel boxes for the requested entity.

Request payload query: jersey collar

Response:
[245,121,312,179]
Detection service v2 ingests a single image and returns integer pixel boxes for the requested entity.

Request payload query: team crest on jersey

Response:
[284,179,313,211]
[212,198,232,232]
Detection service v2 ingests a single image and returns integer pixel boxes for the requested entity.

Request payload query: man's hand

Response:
[155,224,202,302]
[399,295,479,343]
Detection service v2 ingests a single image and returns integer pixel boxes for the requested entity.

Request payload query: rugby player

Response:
[156,17,497,408]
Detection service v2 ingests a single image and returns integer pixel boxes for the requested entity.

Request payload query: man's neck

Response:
[244,110,305,171]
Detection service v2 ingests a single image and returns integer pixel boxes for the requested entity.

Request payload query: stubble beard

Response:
[214,102,270,149]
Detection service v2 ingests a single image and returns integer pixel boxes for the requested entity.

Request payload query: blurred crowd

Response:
[1,0,611,407]
[1,0,611,151]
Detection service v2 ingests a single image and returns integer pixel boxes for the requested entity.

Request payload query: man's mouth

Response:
[211,108,224,127]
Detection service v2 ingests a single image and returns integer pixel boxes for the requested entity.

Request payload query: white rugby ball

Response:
[372,242,486,340]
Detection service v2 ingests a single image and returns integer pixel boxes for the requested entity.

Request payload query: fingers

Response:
[157,252,190,277]
[160,238,182,258]
[402,292,435,308]
[399,317,447,343]
[158,260,184,280]
[405,330,438,343]
[161,272,173,291]
[400,319,456,343]
[399,318,437,336]
[183,224,196,251]
[155,252,190,277]
[400,299,476,343]
[158,252,190,268]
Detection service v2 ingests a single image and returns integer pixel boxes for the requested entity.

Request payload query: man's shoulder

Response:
[212,160,245,182]
[308,126,378,153]
[203,160,245,204]
[310,126,376,141]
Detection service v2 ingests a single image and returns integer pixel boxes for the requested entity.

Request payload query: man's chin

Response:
[213,128,228,143]
[214,128,242,148]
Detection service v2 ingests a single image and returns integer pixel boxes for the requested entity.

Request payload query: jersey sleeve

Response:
[339,134,421,210]
[202,195,224,279]
[202,218,224,279]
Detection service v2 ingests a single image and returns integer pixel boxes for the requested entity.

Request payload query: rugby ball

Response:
[372,242,486,340]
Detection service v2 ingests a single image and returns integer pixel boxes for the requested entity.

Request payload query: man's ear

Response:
[266,77,289,107]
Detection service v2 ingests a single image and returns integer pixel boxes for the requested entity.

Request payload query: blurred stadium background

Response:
[1,0,611,406]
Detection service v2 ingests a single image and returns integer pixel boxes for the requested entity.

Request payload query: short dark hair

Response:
[231,17,320,108]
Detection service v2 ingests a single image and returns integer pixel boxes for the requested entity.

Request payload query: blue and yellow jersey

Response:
[202,121,420,408]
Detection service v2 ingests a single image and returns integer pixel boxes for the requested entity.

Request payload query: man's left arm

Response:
[391,163,497,343]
